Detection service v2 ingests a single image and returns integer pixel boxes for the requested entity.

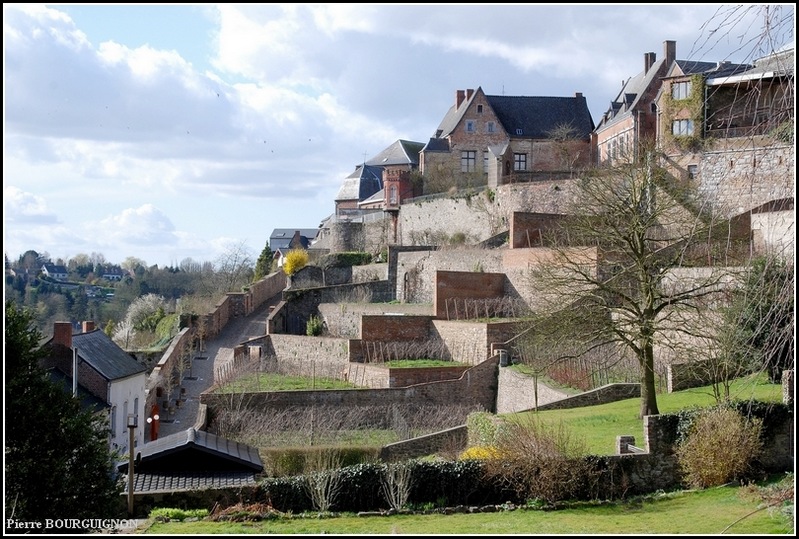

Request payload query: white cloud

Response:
[4,186,59,225]
[4,3,791,267]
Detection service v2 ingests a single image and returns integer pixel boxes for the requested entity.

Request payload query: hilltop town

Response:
[10,38,794,520]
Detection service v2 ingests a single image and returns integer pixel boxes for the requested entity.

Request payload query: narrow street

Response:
[151,294,281,440]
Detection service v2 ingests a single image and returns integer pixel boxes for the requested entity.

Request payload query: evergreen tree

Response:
[253,241,274,281]
[5,301,123,529]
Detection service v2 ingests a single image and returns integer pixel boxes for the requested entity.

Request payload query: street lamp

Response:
[127,414,137,517]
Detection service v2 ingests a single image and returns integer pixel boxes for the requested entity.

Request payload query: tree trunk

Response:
[639,343,660,418]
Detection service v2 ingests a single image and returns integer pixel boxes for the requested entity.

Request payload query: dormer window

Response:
[515,128,523,136]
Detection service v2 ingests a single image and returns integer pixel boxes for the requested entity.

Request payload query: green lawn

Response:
[144,478,793,534]
[525,372,783,455]
[143,373,792,534]
[213,372,359,393]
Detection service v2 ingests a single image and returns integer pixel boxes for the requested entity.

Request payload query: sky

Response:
[4,4,795,268]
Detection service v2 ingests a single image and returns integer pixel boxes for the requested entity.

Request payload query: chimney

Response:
[82,321,95,333]
[664,40,676,67]
[456,90,465,108]
[53,321,73,349]
[644,52,656,74]
[466,88,474,101]
[290,230,303,249]
[575,92,583,99]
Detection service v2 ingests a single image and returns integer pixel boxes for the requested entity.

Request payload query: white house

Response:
[44,321,148,453]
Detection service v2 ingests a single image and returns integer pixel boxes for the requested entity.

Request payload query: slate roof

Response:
[434,87,594,141]
[707,47,794,85]
[486,94,595,139]
[270,228,320,252]
[365,139,424,167]
[595,56,668,131]
[421,137,450,152]
[134,427,263,473]
[359,188,385,206]
[72,329,147,381]
[674,60,751,77]
[335,164,384,202]
[46,367,109,413]
[124,471,258,494]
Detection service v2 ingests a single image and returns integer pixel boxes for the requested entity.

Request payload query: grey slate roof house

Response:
[335,163,385,217]
[269,228,320,253]
[42,321,148,453]
[594,40,677,164]
[335,139,425,216]
[41,263,69,281]
[420,87,595,189]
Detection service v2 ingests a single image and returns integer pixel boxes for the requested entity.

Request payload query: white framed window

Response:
[461,150,476,172]
[513,153,527,171]
[672,119,694,136]
[389,185,398,205]
[122,401,128,434]
[465,120,475,133]
[486,121,495,133]
[672,81,692,100]
[484,151,489,172]
[687,164,698,179]
[110,406,117,434]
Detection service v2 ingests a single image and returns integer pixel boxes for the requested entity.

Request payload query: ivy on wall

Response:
[661,74,707,152]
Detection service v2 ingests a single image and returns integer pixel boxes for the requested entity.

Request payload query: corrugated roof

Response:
[135,427,263,473]
[72,330,147,381]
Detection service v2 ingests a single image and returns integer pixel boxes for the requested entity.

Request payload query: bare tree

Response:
[526,147,736,418]
[381,461,414,511]
[303,449,344,513]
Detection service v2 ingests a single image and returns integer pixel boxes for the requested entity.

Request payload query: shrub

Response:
[481,415,598,503]
[675,406,763,489]
[381,461,415,510]
[282,248,309,276]
[149,507,209,521]
[306,315,323,336]
[458,445,499,461]
[303,449,344,512]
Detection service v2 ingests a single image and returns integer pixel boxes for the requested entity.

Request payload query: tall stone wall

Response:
[434,270,506,319]
[318,302,433,339]
[395,245,597,312]
[431,320,519,365]
[698,143,794,217]
[264,334,353,379]
[361,314,432,341]
[201,357,499,422]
